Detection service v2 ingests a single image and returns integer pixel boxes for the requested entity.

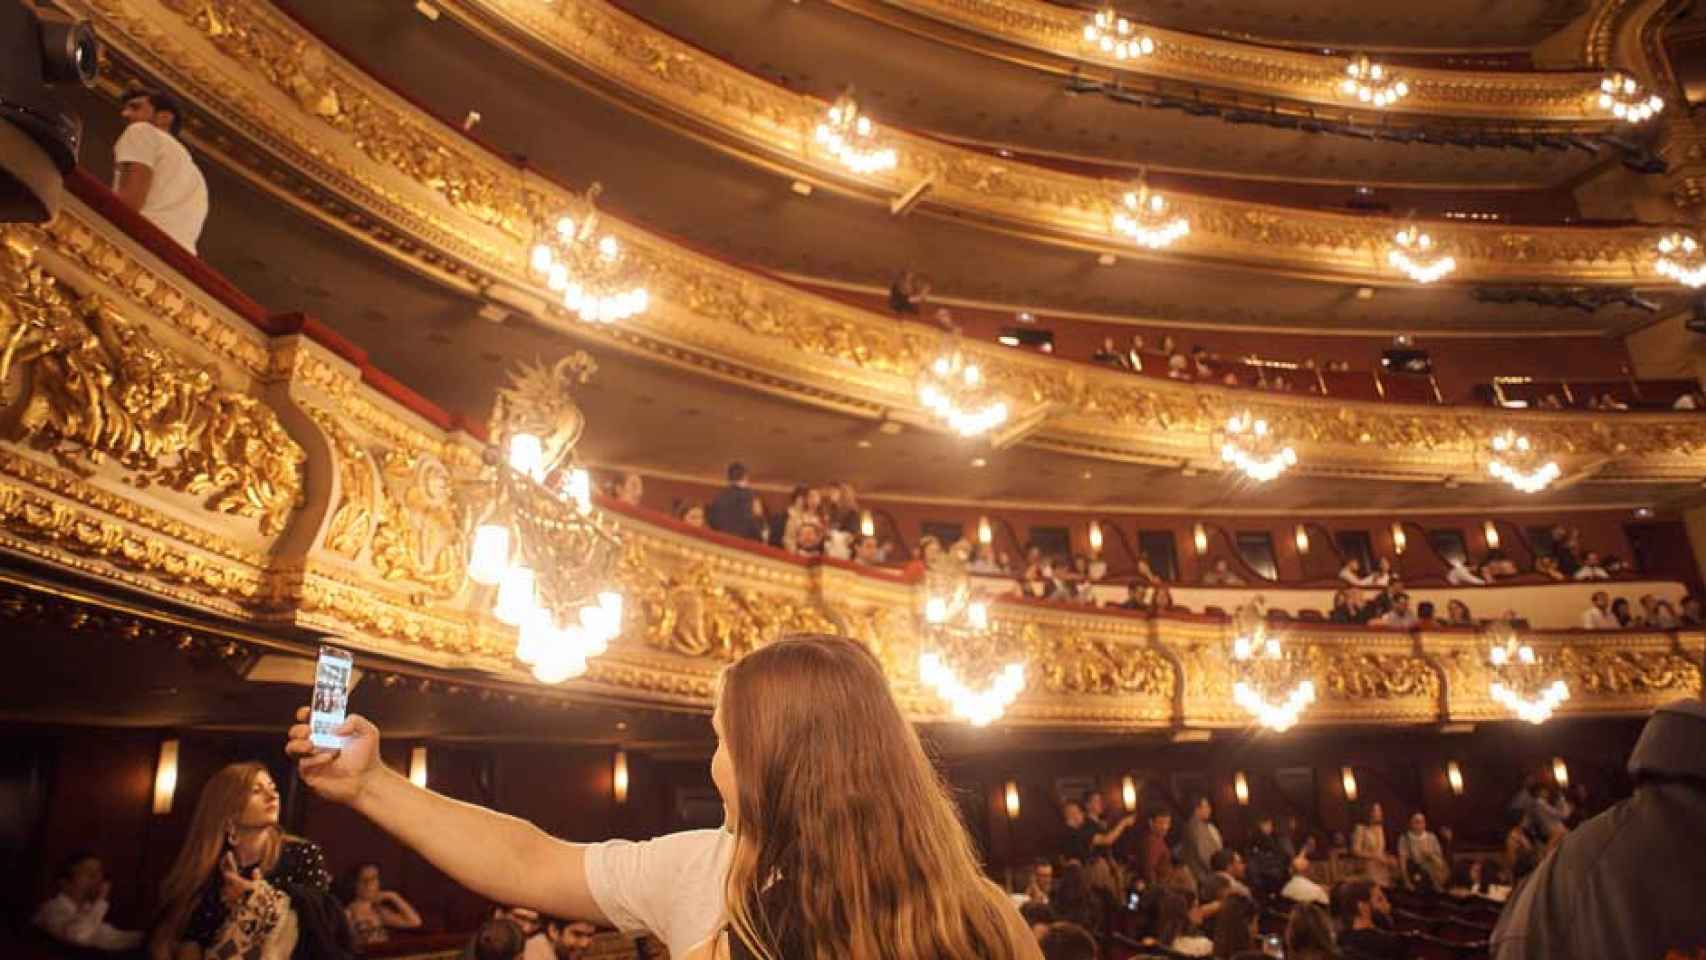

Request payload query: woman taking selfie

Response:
[286,634,1040,960]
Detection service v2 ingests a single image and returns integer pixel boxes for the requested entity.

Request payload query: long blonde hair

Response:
[720,634,1021,960]
[155,762,284,945]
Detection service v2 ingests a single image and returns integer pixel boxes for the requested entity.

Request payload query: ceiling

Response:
[233,4,1678,335]
[601,0,1605,187]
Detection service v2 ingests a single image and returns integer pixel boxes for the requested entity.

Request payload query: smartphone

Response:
[1263,933,1285,958]
[309,644,354,749]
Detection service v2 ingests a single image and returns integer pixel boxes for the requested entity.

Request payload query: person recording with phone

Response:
[150,762,351,960]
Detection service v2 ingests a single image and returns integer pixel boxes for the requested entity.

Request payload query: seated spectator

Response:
[1189,345,1215,380]
[1281,852,1329,907]
[1491,696,1706,960]
[1024,858,1056,905]
[1329,588,1366,624]
[1681,594,1704,627]
[1220,371,1240,387]
[1414,600,1439,628]
[33,851,143,952]
[1210,893,1259,959]
[1116,581,1147,612]
[1481,550,1519,580]
[1534,555,1566,581]
[1020,566,1053,600]
[472,915,527,960]
[1152,889,1213,958]
[613,471,644,506]
[780,485,821,553]
[541,917,597,959]
[1673,390,1704,410]
[1604,554,1631,576]
[1337,881,1404,960]
[1201,558,1246,586]
[113,89,209,253]
[341,862,422,946]
[675,502,706,528]
[1337,557,1371,586]
[887,270,930,314]
[1375,592,1417,628]
[1573,551,1611,580]
[1445,598,1474,626]
[1367,556,1395,586]
[1610,596,1635,628]
[1579,591,1617,630]
[1209,849,1252,899]
[1538,393,1564,410]
[706,462,765,541]
[1125,334,1146,371]
[1397,812,1449,892]
[968,542,1004,574]
[1091,336,1128,369]
[1447,858,1506,902]
[1284,903,1338,960]
[1047,862,1104,936]
[1039,921,1099,960]
[1638,594,1679,629]
[1446,557,1486,585]
[1593,392,1629,411]
[792,520,827,559]
[851,535,881,566]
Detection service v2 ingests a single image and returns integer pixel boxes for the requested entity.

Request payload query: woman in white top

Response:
[286,635,1039,960]
[1350,802,1396,887]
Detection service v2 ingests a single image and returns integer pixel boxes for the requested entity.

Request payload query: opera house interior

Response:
[2,0,1705,958]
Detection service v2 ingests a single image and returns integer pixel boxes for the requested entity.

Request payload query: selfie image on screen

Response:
[310,645,354,749]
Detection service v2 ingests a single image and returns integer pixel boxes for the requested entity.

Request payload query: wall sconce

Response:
[1481,520,1500,551]
[1193,522,1208,556]
[859,509,875,538]
[1003,780,1021,820]
[977,515,992,546]
[1293,525,1310,555]
[408,746,429,789]
[152,738,180,816]
[1341,765,1359,802]
[1088,520,1103,555]
[1551,757,1569,789]
[1121,775,1137,813]
[1446,761,1464,796]
[613,749,630,805]
[1390,522,1407,555]
[1233,771,1250,806]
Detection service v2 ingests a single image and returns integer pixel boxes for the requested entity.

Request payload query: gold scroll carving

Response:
[1556,645,1701,696]
[1022,622,1173,697]
[620,548,838,662]
[369,450,467,598]
[1311,648,1440,702]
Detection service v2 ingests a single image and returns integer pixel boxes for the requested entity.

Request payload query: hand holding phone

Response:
[309,645,354,750]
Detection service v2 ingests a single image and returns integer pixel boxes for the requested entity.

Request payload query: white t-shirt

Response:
[1281,873,1329,906]
[113,121,209,254]
[583,829,733,957]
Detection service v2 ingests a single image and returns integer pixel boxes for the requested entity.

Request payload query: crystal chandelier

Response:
[918,549,1024,726]
[1596,73,1664,124]
[1486,628,1569,724]
[814,89,897,175]
[1230,627,1316,732]
[1487,429,1560,494]
[1655,233,1706,288]
[529,183,649,325]
[1219,412,1296,483]
[917,337,1010,437]
[1388,226,1456,284]
[1081,4,1155,60]
[1112,180,1189,250]
[467,354,625,684]
[1340,55,1409,108]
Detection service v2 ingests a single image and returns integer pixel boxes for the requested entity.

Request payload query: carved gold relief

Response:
[1555,644,1700,696]
[1308,648,1439,702]
[314,411,376,560]
[369,450,467,598]
[0,229,304,535]
[620,547,837,661]
[1021,621,1173,697]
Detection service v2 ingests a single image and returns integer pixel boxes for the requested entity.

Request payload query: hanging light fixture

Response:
[1230,625,1316,732]
[1596,72,1664,123]
[1219,412,1297,483]
[1488,429,1561,494]
[1388,225,1456,284]
[917,336,1010,437]
[814,89,898,175]
[529,183,650,325]
[1081,4,1155,60]
[1655,233,1706,288]
[469,354,625,684]
[1486,624,1570,723]
[1121,775,1138,812]
[1340,55,1409,107]
[1111,178,1190,250]
[918,548,1025,726]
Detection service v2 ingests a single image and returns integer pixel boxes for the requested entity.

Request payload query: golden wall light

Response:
[1482,520,1500,551]
[1551,757,1569,790]
[1340,54,1409,107]
[1004,780,1021,820]
[1233,771,1250,806]
[408,745,429,789]
[1121,775,1138,813]
[859,509,875,538]
[1597,72,1663,123]
[1446,761,1464,797]
[613,749,630,805]
[1388,226,1456,284]
[1655,233,1705,288]
[1390,522,1407,555]
[1082,4,1155,61]
[1294,524,1310,555]
[1341,766,1359,802]
[152,737,180,816]
[977,515,992,546]
[1111,180,1189,250]
[1088,520,1104,556]
[1193,522,1208,556]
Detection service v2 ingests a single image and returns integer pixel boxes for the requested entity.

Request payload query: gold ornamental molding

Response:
[73,0,1691,291]
[51,0,1706,486]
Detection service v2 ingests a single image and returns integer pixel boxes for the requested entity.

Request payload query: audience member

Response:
[1480,550,1519,580]
[1375,593,1417,628]
[150,762,343,960]
[1336,882,1404,960]
[613,472,644,506]
[1060,798,1136,863]
[114,89,208,253]
[1572,551,1610,580]
[1201,559,1246,587]
[1674,390,1704,410]
[1349,802,1395,887]
[1640,594,1680,629]
[1396,812,1448,892]
[1038,921,1098,960]
[1414,600,1439,627]
[1244,813,1288,897]
[1283,902,1339,960]
[1681,594,1704,627]
[1609,596,1634,628]
[1502,808,1541,882]
[1024,858,1055,905]
[1579,591,1617,630]
[33,851,143,952]
[1209,849,1251,899]
[1139,808,1174,887]
[1445,598,1474,626]
[1492,689,1706,959]
[471,916,527,960]
[1337,558,1370,586]
[541,917,597,959]
[1445,557,1485,585]
[1328,588,1364,624]
[1281,852,1329,907]
[1534,555,1566,581]
[1210,893,1258,959]
[342,862,422,946]
[1046,862,1103,937]
[676,502,706,528]
[887,271,931,315]
[1091,337,1128,370]
[1367,557,1395,586]
[706,463,765,541]
[1021,901,1057,941]
[1181,795,1224,888]
[1153,890,1213,958]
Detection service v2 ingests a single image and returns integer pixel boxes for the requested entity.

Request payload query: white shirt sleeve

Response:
[582,829,732,956]
[113,122,167,171]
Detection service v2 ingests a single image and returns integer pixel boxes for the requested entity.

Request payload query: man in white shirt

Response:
[1572,552,1611,581]
[1280,853,1329,906]
[113,89,209,254]
[33,852,143,952]
[1446,558,1486,586]
[1580,591,1617,630]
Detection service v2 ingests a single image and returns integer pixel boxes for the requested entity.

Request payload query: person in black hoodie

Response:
[705,462,765,542]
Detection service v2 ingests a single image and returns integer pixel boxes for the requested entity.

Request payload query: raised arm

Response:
[114,162,153,211]
[285,709,607,924]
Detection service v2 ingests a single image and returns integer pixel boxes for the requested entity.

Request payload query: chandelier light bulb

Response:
[468,523,512,585]
[1342,55,1408,108]
[531,244,554,273]
[532,649,588,685]
[816,91,898,175]
[494,566,537,626]
[1083,5,1155,60]
[925,595,949,624]
[1596,72,1664,124]
[508,433,545,480]
[1654,232,1706,288]
[967,600,989,632]
[1113,185,1189,249]
[566,467,593,514]
[516,606,555,665]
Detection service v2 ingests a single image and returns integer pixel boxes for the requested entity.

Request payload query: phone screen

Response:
[309,645,354,749]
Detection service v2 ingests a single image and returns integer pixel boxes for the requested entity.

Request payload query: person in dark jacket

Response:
[704,462,764,541]
[1491,692,1706,960]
